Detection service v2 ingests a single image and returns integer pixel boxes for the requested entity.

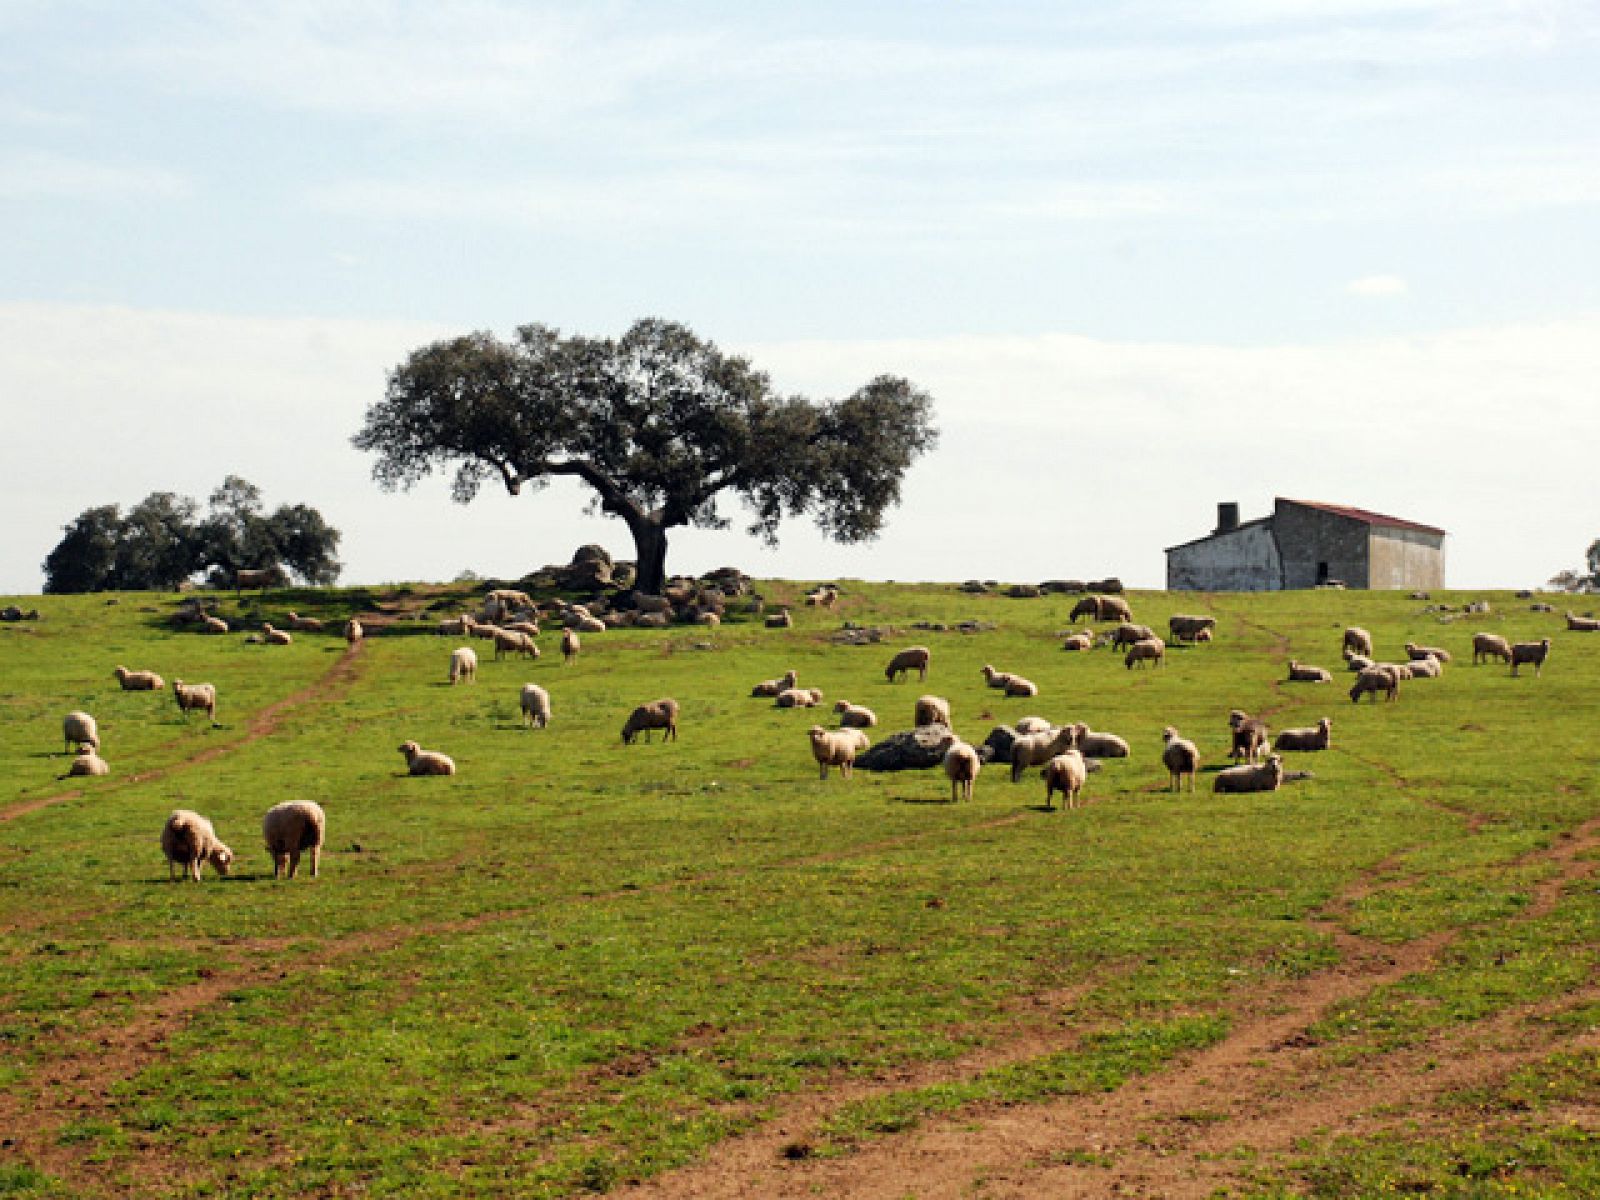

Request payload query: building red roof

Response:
[1279,498,1445,538]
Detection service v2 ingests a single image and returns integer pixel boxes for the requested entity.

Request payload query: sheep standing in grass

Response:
[1274,717,1332,752]
[808,725,870,779]
[885,646,932,683]
[520,683,552,729]
[1287,660,1332,683]
[1161,727,1201,792]
[1213,754,1285,794]
[64,743,109,777]
[943,741,981,801]
[1072,723,1130,759]
[752,669,799,698]
[172,680,218,724]
[1406,654,1443,679]
[1472,632,1512,665]
[1010,725,1078,783]
[62,711,100,754]
[834,700,877,728]
[1109,623,1158,651]
[493,629,538,661]
[263,800,326,880]
[1343,627,1374,658]
[1069,596,1102,623]
[1168,614,1217,644]
[1228,710,1269,762]
[1510,639,1552,677]
[561,628,580,665]
[1349,665,1401,703]
[449,646,478,685]
[160,809,233,882]
[1041,750,1090,810]
[343,618,364,646]
[622,698,680,744]
[399,740,456,775]
[1124,637,1165,670]
[113,666,165,691]
[914,695,951,728]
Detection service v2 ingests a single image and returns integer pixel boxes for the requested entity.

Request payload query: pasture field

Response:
[1,581,1596,1198]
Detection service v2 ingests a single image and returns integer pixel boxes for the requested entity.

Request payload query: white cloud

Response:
[1346,274,1409,296]
[0,150,188,200]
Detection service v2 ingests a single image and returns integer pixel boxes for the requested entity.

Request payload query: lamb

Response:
[449,645,478,685]
[1010,725,1078,783]
[1349,665,1402,703]
[1274,717,1332,752]
[343,617,364,646]
[1343,627,1374,658]
[980,665,1039,696]
[885,646,932,683]
[113,666,165,691]
[64,743,110,777]
[1071,723,1130,759]
[914,694,952,727]
[1286,660,1333,683]
[1509,639,1552,677]
[198,613,229,634]
[764,608,793,629]
[1060,630,1094,652]
[263,800,326,879]
[1041,750,1090,810]
[1124,637,1165,669]
[172,680,218,724]
[834,700,878,728]
[398,740,456,775]
[943,740,981,801]
[1213,754,1285,794]
[160,809,234,882]
[808,725,870,779]
[1167,614,1217,643]
[561,627,580,665]
[1109,623,1158,651]
[775,687,825,709]
[1472,632,1512,665]
[1160,727,1200,792]
[622,698,680,744]
[1565,611,1600,632]
[260,623,292,646]
[1405,642,1453,664]
[752,669,800,698]
[520,683,552,729]
[285,611,325,632]
[1228,710,1269,762]
[493,628,539,660]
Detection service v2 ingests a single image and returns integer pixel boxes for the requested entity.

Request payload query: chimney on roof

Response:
[1216,502,1240,534]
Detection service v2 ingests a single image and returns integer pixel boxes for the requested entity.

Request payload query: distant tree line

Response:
[1548,539,1600,594]
[42,476,341,594]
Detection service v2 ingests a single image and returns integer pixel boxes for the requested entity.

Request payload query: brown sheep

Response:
[1342,626,1374,658]
[622,698,680,744]
[1349,665,1402,703]
[1124,637,1165,669]
[885,646,932,683]
[1472,632,1512,665]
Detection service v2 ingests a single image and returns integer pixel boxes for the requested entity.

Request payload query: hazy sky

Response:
[4,1,1597,594]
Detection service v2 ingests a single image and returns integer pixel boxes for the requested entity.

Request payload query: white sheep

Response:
[1124,637,1165,670]
[808,725,870,779]
[833,700,878,728]
[885,646,932,683]
[471,621,503,641]
[1161,727,1201,792]
[1010,725,1078,783]
[493,628,539,660]
[520,683,552,729]
[260,623,293,646]
[1472,632,1512,665]
[622,698,680,744]
[399,740,456,775]
[1273,717,1332,752]
[436,614,474,637]
[1041,750,1090,810]
[574,615,606,634]
[285,611,325,632]
[343,617,364,646]
[1406,654,1443,678]
[160,809,233,882]
[1014,716,1053,735]
[980,665,1040,697]
[943,740,981,801]
[1072,723,1130,759]
[198,614,229,634]
[751,669,800,698]
[914,694,952,728]
[1213,754,1285,794]
[1286,660,1333,683]
[775,687,825,709]
[561,627,580,665]
[263,800,326,880]
[172,680,218,724]
[764,608,793,629]
[1343,626,1374,658]
[449,646,478,685]
[1109,623,1158,651]
[1405,642,1453,664]
[1509,639,1552,677]
[1060,630,1094,652]
[62,710,100,753]
[1349,665,1402,703]
[113,665,165,691]
[64,743,110,777]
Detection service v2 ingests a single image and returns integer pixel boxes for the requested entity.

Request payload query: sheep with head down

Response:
[885,646,931,683]
[914,694,951,728]
[62,711,99,754]
[160,809,233,882]
[1472,632,1512,665]
[520,683,551,729]
[1041,749,1090,810]
[622,698,680,744]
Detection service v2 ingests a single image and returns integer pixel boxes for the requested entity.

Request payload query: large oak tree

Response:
[353,319,937,595]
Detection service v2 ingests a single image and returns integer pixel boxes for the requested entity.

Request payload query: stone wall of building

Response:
[1166,522,1282,591]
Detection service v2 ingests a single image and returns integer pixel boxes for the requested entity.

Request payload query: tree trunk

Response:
[628,518,671,596]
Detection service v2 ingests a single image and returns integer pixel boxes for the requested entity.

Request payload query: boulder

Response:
[1006,584,1042,599]
[856,724,957,772]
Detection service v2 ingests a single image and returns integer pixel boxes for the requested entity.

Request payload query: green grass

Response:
[1,580,1596,1197]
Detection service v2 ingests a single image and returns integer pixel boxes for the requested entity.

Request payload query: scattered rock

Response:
[856,725,957,772]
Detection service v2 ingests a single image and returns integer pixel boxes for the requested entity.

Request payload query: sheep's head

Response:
[398,740,419,759]
[1161,726,1178,742]
[211,843,234,875]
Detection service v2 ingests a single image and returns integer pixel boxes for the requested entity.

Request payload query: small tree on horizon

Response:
[352,318,938,596]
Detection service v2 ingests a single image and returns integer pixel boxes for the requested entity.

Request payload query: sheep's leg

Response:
[287,851,300,879]
[309,847,320,878]
[189,859,202,883]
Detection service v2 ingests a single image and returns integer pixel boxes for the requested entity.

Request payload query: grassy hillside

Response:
[1,582,1595,1198]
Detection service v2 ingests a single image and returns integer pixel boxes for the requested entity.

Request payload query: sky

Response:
[3,0,1598,594]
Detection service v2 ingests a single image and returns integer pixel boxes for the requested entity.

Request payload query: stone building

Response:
[1166,499,1446,592]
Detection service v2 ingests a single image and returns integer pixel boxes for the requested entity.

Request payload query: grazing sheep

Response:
[765,608,793,629]
[752,669,800,698]
[1213,754,1285,794]
[1274,717,1332,752]
[1124,637,1165,670]
[1167,614,1217,643]
[1228,710,1269,762]
[1405,642,1453,664]
[1287,660,1333,683]
[263,800,326,880]
[943,740,981,801]
[885,646,932,683]
[1010,725,1078,783]
[493,628,539,661]
[285,611,325,632]
[520,683,552,729]
[1160,727,1200,792]
[622,698,680,744]
[198,613,229,634]
[1510,639,1552,677]
[1069,596,1102,623]
[343,617,364,646]
[1406,654,1443,679]
[234,566,281,593]
[113,665,165,691]
[914,694,952,727]
[160,809,234,882]
[504,619,541,638]
[775,687,825,709]
[1097,595,1134,623]
[260,623,292,646]
[834,700,878,728]
[1349,665,1402,703]
[1071,723,1130,759]
[65,743,109,777]
[398,740,456,775]
[980,665,1038,696]
[1060,630,1094,652]
[172,680,218,724]
[1343,627,1374,658]
[1109,623,1158,651]
[471,621,503,641]
[449,646,478,685]
[1041,749,1090,810]
[808,725,870,779]
[1472,632,1513,665]
[561,627,580,664]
